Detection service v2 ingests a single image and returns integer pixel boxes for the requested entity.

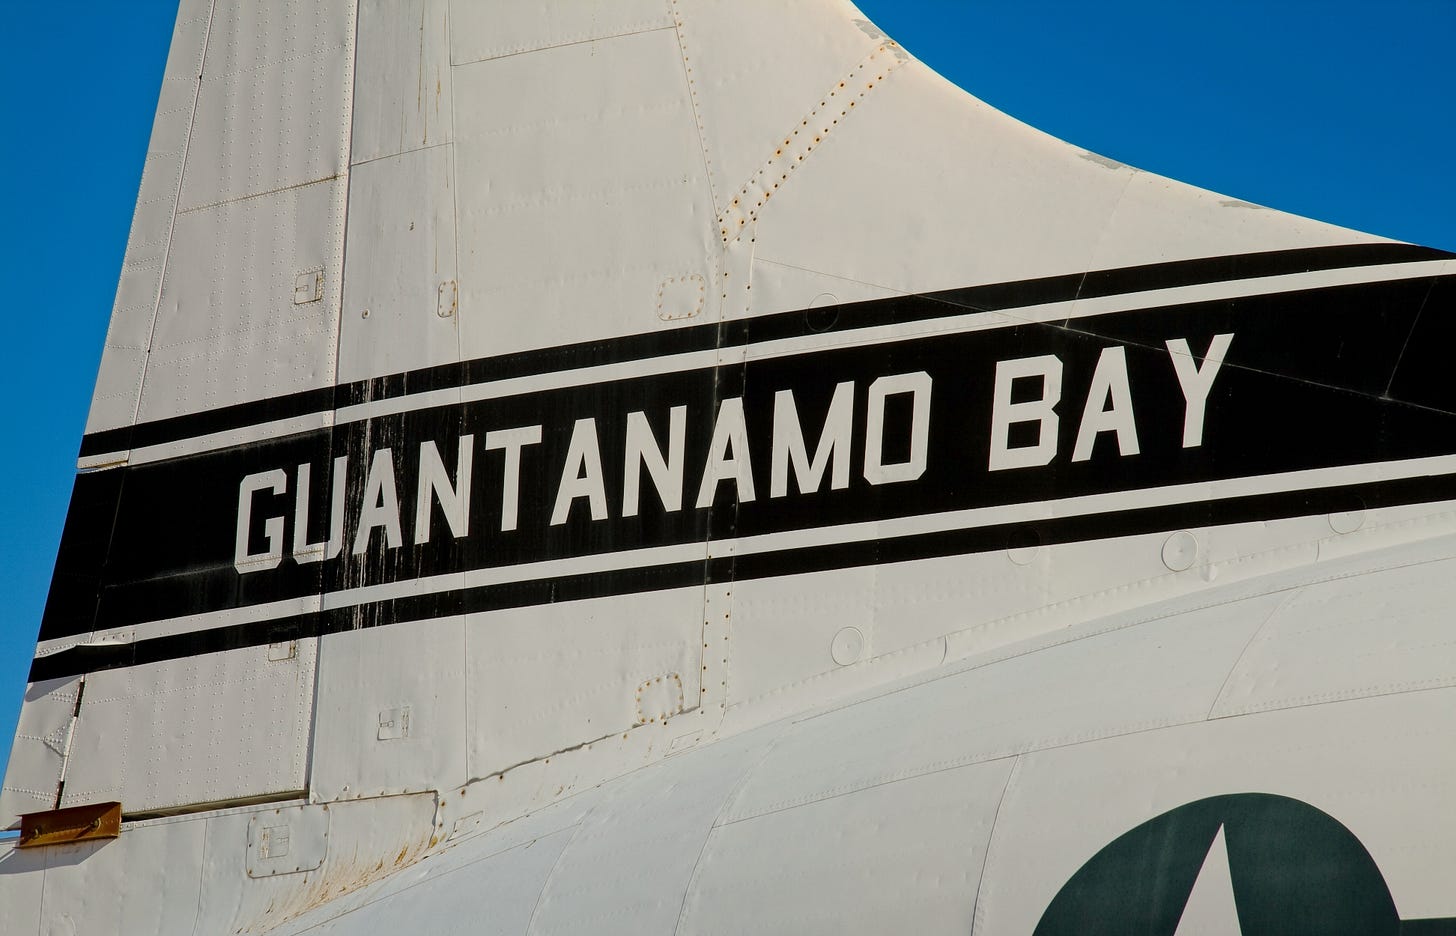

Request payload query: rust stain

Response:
[240,830,435,934]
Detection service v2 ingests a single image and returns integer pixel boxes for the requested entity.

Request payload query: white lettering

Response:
[235,469,288,573]
[1072,346,1139,462]
[989,355,1062,471]
[623,407,686,517]
[1166,334,1233,448]
[771,382,854,497]
[415,436,473,545]
[293,457,348,563]
[696,397,756,508]
[485,426,542,532]
[552,419,609,524]
[863,372,932,485]
[352,448,403,555]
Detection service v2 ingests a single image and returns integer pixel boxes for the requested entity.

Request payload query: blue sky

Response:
[0,1,1451,776]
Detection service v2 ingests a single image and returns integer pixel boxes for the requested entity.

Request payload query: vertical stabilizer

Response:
[5,0,1453,886]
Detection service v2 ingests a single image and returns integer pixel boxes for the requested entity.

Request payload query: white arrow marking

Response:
[1173,824,1242,935]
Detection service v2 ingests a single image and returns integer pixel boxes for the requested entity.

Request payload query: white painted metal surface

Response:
[82,0,215,449]
[59,640,316,814]
[4,0,1456,932]
[450,25,722,357]
[0,677,79,819]
[240,534,1456,934]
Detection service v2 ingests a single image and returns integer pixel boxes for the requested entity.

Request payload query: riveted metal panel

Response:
[36,813,206,936]
[0,677,79,824]
[136,177,347,424]
[680,759,1014,935]
[1081,167,1376,274]
[338,144,459,384]
[194,793,437,934]
[725,566,878,706]
[725,590,1281,821]
[754,59,1384,304]
[111,0,358,431]
[451,27,720,360]
[672,0,883,230]
[310,619,468,802]
[448,0,674,66]
[179,0,355,210]
[275,824,578,936]
[747,260,899,327]
[464,588,704,779]
[58,640,316,814]
[247,803,331,877]
[752,61,1135,297]
[264,791,607,935]
[172,543,1456,934]
[353,0,453,165]
[84,0,214,439]
[723,519,1344,725]
[528,732,774,933]
[1211,557,1456,717]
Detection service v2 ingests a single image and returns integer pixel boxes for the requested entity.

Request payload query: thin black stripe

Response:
[30,469,1454,682]
[77,243,1451,458]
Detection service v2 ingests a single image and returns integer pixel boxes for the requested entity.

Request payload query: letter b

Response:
[989,355,1062,471]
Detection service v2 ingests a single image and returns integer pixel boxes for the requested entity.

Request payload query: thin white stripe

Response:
[35,593,323,657]
[125,410,336,468]
[461,540,709,589]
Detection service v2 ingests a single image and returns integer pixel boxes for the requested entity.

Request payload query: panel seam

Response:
[672,735,784,934]
[969,755,1021,936]
[125,0,219,435]
[1204,585,1304,719]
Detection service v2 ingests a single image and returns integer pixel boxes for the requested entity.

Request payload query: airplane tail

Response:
[4,2,1454,932]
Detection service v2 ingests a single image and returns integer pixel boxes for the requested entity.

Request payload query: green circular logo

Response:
[1035,793,1451,936]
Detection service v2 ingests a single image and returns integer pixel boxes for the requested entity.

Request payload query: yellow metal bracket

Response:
[17,802,122,848]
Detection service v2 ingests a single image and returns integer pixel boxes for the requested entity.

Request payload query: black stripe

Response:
[30,470,1455,682]
[77,243,1451,457]
[42,274,1456,644]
